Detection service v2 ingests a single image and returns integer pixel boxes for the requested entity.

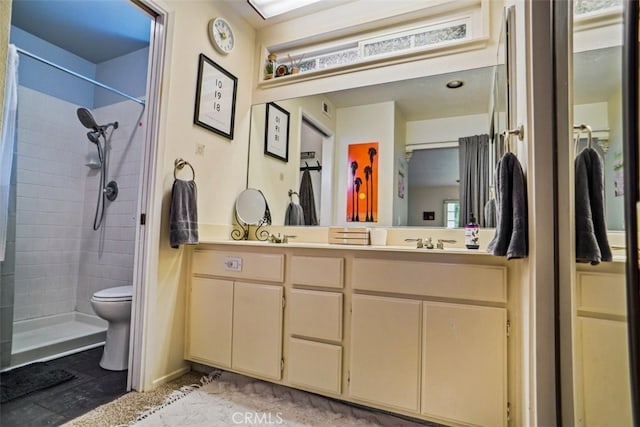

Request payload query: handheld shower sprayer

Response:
[76,107,120,230]
[77,107,119,144]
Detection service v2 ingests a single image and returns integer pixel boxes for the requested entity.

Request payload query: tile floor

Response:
[0,347,127,426]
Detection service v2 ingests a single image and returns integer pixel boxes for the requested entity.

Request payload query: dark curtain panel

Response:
[458,134,491,227]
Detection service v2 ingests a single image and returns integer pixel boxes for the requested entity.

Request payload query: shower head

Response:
[86,131,100,144]
[77,107,100,132]
[77,107,119,145]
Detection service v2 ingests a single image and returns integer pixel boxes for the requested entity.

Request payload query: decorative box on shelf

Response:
[328,227,370,245]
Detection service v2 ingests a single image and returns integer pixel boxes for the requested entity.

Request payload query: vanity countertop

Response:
[196,238,501,256]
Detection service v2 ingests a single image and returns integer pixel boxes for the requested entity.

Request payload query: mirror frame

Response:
[231,188,271,241]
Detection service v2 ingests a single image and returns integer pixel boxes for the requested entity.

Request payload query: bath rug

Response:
[131,370,436,427]
[0,362,75,403]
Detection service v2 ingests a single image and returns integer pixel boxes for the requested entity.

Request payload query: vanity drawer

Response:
[288,338,342,395]
[290,256,344,289]
[576,272,626,317]
[352,259,506,303]
[288,289,342,341]
[192,250,284,283]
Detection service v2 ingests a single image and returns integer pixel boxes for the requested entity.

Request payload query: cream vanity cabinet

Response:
[574,269,632,426]
[350,258,508,427]
[186,249,285,380]
[287,255,344,396]
[186,245,511,426]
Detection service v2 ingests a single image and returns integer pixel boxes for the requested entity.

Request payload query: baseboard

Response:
[151,365,191,388]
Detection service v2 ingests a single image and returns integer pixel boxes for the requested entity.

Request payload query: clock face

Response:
[210,17,234,55]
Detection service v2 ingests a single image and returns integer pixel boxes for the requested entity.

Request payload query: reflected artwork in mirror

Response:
[232,188,271,240]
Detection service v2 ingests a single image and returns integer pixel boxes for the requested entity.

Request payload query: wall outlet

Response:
[224,256,242,272]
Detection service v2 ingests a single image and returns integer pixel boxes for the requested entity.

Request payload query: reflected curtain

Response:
[458,134,491,227]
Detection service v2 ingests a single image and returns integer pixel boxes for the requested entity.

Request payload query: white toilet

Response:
[91,285,133,371]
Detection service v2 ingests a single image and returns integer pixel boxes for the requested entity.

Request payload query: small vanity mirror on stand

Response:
[232,188,271,240]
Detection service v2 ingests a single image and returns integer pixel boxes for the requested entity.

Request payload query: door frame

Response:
[127,0,169,392]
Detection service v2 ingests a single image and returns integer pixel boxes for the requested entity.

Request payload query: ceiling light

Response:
[446,80,464,89]
[248,0,324,19]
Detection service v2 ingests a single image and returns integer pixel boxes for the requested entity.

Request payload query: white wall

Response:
[393,106,408,225]
[335,101,395,226]
[406,113,489,146]
[144,0,257,389]
[408,185,459,226]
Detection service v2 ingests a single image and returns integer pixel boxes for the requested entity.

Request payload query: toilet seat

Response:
[92,285,132,302]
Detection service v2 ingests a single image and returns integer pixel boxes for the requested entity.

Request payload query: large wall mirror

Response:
[573,42,623,231]
[247,10,513,229]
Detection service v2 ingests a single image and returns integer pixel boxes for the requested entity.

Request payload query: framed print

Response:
[264,102,290,162]
[347,142,378,222]
[193,53,238,139]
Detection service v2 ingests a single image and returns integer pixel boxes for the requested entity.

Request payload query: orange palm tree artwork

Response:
[347,142,378,222]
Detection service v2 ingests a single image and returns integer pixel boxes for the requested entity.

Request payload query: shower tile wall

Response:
[13,87,86,320]
[75,100,143,315]
[0,154,17,367]
[12,89,143,320]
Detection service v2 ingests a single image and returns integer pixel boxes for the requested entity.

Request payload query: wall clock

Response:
[209,17,235,55]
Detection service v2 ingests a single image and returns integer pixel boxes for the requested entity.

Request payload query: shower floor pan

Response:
[9,312,107,369]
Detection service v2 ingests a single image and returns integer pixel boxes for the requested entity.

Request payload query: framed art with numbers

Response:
[193,53,238,139]
[264,102,290,162]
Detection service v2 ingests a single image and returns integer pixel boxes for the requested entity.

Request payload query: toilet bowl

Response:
[91,285,132,371]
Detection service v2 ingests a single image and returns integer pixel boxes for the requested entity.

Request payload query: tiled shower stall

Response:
[0,26,148,368]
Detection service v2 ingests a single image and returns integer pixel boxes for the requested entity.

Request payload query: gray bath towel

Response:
[284,202,305,226]
[487,152,528,259]
[169,179,198,249]
[299,170,318,226]
[575,147,612,264]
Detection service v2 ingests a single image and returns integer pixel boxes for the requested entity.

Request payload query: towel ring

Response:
[573,124,593,149]
[502,124,524,153]
[174,158,195,180]
[288,189,299,201]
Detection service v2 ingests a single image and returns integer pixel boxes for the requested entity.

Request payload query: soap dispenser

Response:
[465,212,480,249]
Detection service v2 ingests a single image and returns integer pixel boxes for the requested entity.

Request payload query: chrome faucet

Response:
[404,238,423,248]
[282,234,296,244]
[269,233,296,244]
[424,237,434,249]
[404,237,434,249]
[436,239,457,249]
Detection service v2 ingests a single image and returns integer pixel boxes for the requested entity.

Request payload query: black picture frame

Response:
[193,53,238,139]
[264,102,290,162]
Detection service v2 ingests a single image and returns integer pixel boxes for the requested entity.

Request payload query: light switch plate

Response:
[224,256,242,272]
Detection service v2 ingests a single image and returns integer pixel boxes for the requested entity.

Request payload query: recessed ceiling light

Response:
[248,0,324,19]
[446,80,464,89]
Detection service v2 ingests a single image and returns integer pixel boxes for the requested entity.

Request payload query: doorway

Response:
[299,115,334,226]
[0,0,166,401]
